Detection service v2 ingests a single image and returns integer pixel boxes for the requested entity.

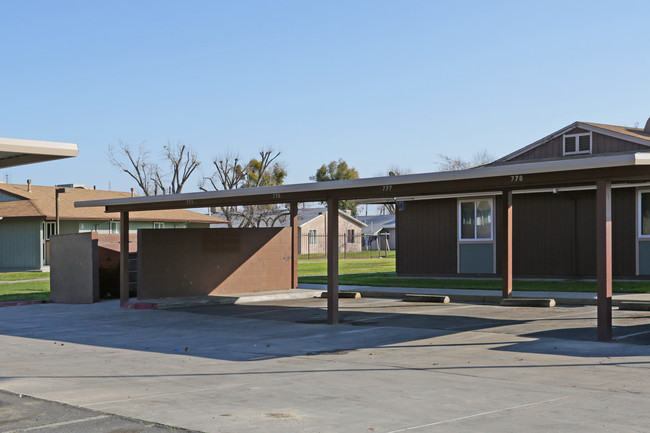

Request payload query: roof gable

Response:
[493,121,650,164]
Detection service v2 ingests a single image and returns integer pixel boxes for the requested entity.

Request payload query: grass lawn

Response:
[0,280,50,302]
[298,260,650,294]
[299,258,396,276]
[0,272,50,282]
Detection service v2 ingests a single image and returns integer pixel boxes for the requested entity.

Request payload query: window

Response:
[110,221,120,234]
[153,222,165,229]
[564,133,591,155]
[459,199,493,241]
[639,191,650,237]
[308,229,317,245]
[347,229,355,243]
[44,222,56,239]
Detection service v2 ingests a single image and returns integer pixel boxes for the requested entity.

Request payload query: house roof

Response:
[297,207,367,228]
[355,214,395,235]
[0,183,224,223]
[493,121,650,164]
[0,137,78,168]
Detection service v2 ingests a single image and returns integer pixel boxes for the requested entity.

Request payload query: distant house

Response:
[397,118,650,278]
[0,182,225,271]
[214,206,367,254]
[356,214,395,250]
[297,208,367,255]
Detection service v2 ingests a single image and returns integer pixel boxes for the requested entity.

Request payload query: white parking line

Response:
[4,415,110,433]
[616,329,650,340]
[385,396,571,432]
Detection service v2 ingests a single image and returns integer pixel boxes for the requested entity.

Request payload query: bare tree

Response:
[436,149,494,171]
[200,153,246,226]
[108,140,200,195]
[108,141,161,196]
[164,142,201,194]
[200,149,287,227]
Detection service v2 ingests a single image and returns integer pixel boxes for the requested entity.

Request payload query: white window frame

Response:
[637,190,650,239]
[347,229,355,244]
[458,198,493,241]
[109,221,120,234]
[153,222,165,229]
[308,229,317,245]
[563,132,592,156]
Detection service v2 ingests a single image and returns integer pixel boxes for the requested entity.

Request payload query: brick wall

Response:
[137,228,292,298]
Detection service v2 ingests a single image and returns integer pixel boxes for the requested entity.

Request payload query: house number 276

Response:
[510,175,523,182]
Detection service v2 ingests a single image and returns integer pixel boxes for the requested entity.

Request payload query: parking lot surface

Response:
[1,296,649,432]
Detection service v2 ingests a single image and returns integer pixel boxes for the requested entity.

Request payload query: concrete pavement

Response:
[0,295,649,432]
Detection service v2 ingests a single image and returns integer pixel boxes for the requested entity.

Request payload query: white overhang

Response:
[0,137,79,168]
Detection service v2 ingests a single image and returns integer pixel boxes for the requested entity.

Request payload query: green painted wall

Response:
[0,219,42,270]
[459,243,494,274]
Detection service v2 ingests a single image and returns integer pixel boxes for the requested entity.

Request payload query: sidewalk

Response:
[298,283,650,306]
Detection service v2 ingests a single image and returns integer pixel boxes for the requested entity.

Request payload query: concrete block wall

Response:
[137,228,292,299]
[50,232,99,304]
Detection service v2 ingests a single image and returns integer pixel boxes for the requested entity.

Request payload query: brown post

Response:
[55,189,61,235]
[327,197,339,324]
[120,211,130,306]
[501,189,513,298]
[290,202,299,289]
[596,180,613,341]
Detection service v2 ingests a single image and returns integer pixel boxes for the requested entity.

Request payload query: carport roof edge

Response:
[75,152,650,212]
[0,137,78,168]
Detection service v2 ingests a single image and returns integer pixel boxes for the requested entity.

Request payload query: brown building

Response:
[396,119,650,278]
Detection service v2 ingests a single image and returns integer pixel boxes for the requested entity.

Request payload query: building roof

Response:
[76,152,650,213]
[298,207,367,228]
[356,214,395,235]
[0,183,224,223]
[0,137,78,168]
[493,121,650,164]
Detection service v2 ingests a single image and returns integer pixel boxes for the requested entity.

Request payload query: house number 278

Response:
[510,175,523,182]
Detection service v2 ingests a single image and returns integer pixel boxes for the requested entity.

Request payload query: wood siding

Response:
[503,189,636,277]
[397,189,638,278]
[396,198,456,275]
[510,130,648,162]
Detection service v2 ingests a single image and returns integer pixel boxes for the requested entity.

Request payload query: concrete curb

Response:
[131,290,318,310]
[500,298,556,307]
[403,294,450,303]
[320,292,361,299]
[619,301,650,311]
[0,300,49,308]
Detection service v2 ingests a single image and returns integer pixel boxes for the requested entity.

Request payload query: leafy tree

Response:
[200,149,287,227]
[310,158,360,215]
[108,140,200,195]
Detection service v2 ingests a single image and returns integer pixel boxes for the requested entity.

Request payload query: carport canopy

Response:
[0,137,78,168]
[76,152,650,341]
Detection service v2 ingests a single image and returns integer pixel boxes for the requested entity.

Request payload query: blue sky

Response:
[1,0,649,194]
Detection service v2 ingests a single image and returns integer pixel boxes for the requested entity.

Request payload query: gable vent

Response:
[564,132,591,156]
